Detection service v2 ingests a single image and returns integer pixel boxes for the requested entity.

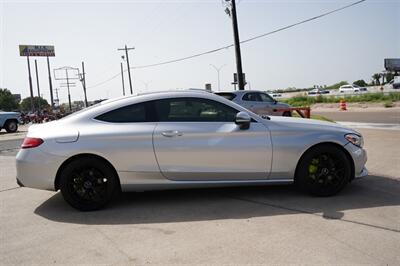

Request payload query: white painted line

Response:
[337,121,400,131]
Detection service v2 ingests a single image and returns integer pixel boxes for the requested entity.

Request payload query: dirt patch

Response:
[312,101,400,112]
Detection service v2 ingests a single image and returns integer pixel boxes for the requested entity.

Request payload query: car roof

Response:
[60,89,258,123]
[215,90,268,95]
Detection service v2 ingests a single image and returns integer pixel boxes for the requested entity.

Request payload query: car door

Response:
[152,97,272,181]
[242,92,273,115]
[259,93,281,115]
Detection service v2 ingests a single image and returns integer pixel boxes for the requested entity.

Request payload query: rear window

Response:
[214,93,236,101]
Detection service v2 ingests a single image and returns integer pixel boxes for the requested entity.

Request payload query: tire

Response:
[295,144,351,196]
[5,120,18,133]
[59,157,119,211]
[282,111,292,117]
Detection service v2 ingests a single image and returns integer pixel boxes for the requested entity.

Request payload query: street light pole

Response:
[210,64,227,91]
[226,0,245,90]
[118,45,135,94]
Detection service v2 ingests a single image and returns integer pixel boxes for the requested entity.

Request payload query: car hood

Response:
[265,116,359,134]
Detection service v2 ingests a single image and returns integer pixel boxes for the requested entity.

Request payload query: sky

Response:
[1,0,399,104]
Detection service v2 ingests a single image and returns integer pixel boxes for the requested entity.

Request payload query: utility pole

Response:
[226,0,245,90]
[65,69,72,111]
[80,61,88,107]
[26,56,35,112]
[210,64,226,91]
[34,60,41,112]
[54,66,79,112]
[46,56,55,108]
[118,45,134,94]
[120,62,125,96]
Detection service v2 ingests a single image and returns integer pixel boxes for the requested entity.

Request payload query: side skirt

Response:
[118,171,293,192]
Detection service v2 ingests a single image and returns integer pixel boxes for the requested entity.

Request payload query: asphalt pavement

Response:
[0,124,399,264]
[313,108,400,124]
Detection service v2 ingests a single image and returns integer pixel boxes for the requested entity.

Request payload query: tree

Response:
[353,79,368,87]
[372,73,381,85]
[0,88,19,111]
[326,81,348,91]
[20,97,49,112]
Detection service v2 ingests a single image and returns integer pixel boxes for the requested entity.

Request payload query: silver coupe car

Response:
[16,90,367,211]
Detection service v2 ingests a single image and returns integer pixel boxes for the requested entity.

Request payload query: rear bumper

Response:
[16,148,66,191]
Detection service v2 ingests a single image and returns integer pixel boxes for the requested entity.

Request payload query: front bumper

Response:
[355,167,368,178]
[344,142,368,179]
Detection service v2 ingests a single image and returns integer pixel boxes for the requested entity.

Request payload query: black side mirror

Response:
[235,112,251,130]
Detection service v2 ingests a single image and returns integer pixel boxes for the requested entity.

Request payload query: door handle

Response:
[161,130,183,137]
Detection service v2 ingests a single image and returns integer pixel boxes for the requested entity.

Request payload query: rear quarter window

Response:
[95,103,149,123]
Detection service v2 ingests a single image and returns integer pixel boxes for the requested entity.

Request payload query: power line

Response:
[88,0,366,89]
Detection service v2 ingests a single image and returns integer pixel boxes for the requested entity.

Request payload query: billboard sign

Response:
[19,45,55,57]
[384,58,400,71]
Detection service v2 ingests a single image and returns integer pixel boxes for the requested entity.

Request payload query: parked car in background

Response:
[267,92,282,98]
[16,90,368,211]
[308,88,330,95]
[0,111,21,133]
[215,90,292,116]
[339,84,366,93]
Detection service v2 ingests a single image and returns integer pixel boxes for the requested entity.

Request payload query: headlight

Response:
[345,133,363,148]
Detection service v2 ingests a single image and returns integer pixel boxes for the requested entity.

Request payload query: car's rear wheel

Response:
[59,157,119,211]
[5,120,18,133]
[282,111,292,117]
[295,145,351,196]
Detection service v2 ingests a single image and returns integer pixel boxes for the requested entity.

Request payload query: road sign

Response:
[19,45,55,57]
[384,58,400,72]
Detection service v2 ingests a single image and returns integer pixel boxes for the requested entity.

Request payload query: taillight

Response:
[21,137,44,149]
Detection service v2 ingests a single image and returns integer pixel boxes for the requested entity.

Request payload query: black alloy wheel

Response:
[296,145,351,196]
[59,157,119,211]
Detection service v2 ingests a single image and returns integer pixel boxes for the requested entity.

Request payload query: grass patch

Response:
[282,92,400,107]
[384,101,394,108]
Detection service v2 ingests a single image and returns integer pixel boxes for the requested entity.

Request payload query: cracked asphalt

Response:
[0,126,399,264]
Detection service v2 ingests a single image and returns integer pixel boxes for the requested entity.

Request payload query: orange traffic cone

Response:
[339,99,347,111]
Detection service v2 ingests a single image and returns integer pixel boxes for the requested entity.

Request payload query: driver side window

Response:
[154,98,237,122]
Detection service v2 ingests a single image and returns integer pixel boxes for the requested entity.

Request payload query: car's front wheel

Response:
[295,144,351,196]
[59,157,119,211]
